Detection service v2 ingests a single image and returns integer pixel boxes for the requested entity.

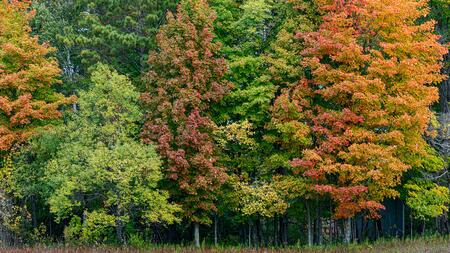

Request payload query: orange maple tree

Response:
[0,0,74,152]
[281,0,448,219]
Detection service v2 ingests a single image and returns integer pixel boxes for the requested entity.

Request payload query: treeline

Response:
[0,0,449,248]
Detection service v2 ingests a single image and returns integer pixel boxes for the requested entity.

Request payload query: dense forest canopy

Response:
[0,0,449,248]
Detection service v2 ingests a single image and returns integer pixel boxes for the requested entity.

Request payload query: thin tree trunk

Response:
[194,222,200,248]
[410,214,413,238]
[72,91,78,112]
[273,216,278,247]
[306,202,313,246]
[214,215,218,247]
[253,220,258,248]
[248,220,252,247]
[239,223,244,245]
[439,54,450,113]
[115,194,125,245]
[329,218,333,243]
[281,214,288,246]
[49,218,52,237]
[343,218,351,244]
[329,202,333,243]
[0,225,6,247]
[335,219,339,241]
[378,219,383,238]
[361,218,366,242]
[116,218,125,245]
[435,216,439,234]
[316,206,322,245]
[402,203,405,238]
[443,211,449,234]
[375,219,380,239]
[31,196,37,228]
[257,218,263,247]
[261,218,268,247]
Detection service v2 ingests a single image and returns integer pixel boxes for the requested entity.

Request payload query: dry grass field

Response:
[1,236,449,253]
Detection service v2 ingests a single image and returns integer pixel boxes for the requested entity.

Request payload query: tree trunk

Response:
[316,203,322,245]
[422,220,426,235]
[262,218,268,247]
[377,219,383,239]
[49,218,52,237]
[0,225,6,247]
[402,203,405,238]
[361,218,367,242]
[316,217,323,244]
[253,220,258,248]
[116,218,125,245]
[329,218,333,243]
[343,218,352,244]
[280,214,288,246]
[329,202,334,243]
[273,216,278,247]
[410,214,413,238]
[443,211,449,234]
[194,222,200,248]
[114,193,125,245]
[435,216,439,234]
[239,223,244,245]
[214,215,218,247]
[306,202,313,246]
[248,220,252,247]
[257,218,264,247]
[72,91,78,112]
[439,54,450,113]
[31,196,37,229]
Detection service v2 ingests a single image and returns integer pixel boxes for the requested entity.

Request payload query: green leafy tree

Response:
[405,181,450,220]
[401,147,449,221]
[211,0,318,245]
[44,65,180,244]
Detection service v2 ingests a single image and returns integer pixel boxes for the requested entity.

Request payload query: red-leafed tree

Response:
[141,0,231,247]
[0,0,74,153]
[272,0,447,243]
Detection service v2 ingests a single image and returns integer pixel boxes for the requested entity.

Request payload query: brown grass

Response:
[1,236,449,253]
